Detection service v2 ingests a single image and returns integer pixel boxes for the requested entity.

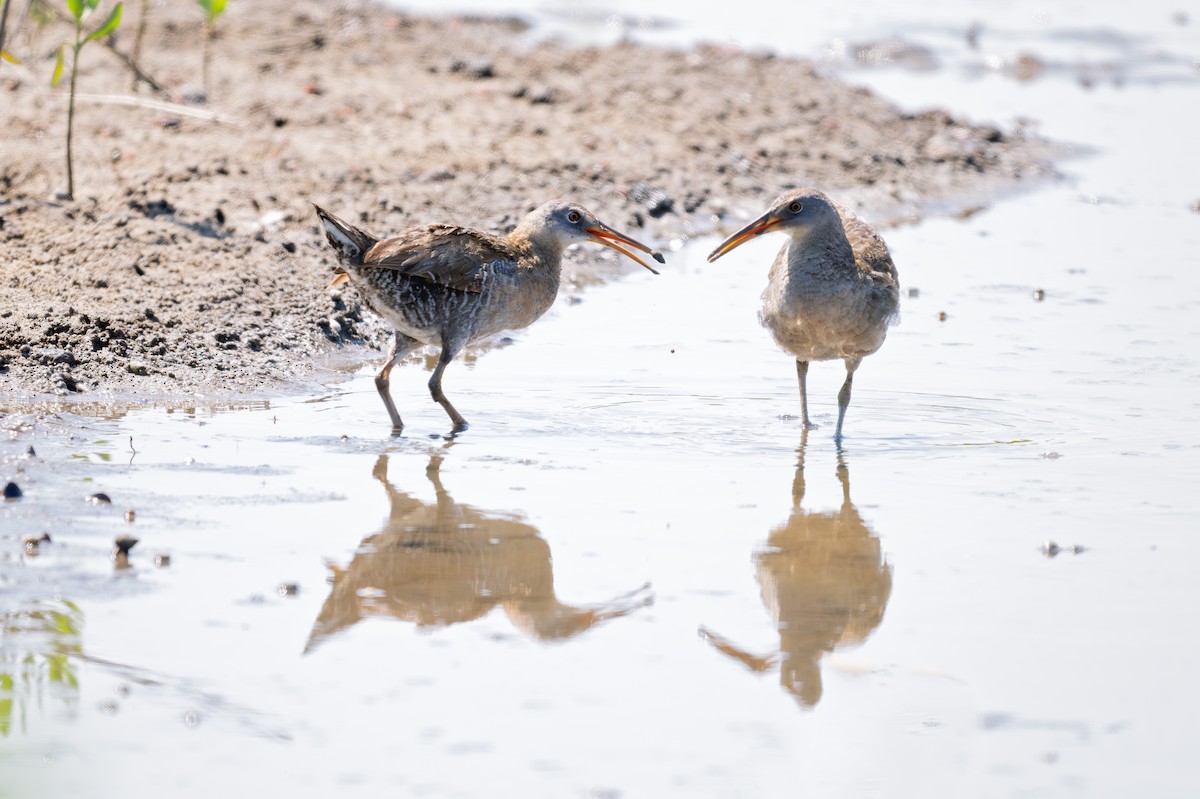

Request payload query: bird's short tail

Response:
[313,204,378,264]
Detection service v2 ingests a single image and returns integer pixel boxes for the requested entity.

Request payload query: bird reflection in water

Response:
[306,453,652,652]
[700,437,892,707]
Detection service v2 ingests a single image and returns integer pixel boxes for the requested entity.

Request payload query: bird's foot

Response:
[802,419,819,430]
[443,420,469,440]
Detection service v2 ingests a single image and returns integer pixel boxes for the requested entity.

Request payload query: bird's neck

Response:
[788,221,855,273]
[504,231,564,297]
[508,230,566,275]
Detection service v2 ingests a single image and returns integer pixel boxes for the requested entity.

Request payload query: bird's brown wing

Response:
[836,208,899,283]
[360,225,521,293]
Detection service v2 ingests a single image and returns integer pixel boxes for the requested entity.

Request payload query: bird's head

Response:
[519,202,664,274]
[707,188,840,263]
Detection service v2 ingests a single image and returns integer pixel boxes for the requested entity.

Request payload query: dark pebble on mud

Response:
[88,492,113,504]
[3,482,22,499]
[277,582,300,597]
[155,553,172,568]
[937,311,948,321]
[1033,288,1045,301]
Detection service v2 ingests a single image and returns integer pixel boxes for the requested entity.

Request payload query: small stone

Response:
[277,582,300,597]
[3,482,22,499]
[124,509,136,523]
[1033,288,1046,301]
[906,287,920,298]
[1041,540,1061,557]
[937,311,948,321]
[88,492,113,505]
[154,553,172,568]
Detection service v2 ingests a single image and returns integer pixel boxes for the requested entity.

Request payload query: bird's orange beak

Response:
[706,214,782,263]
[586,223,664,275]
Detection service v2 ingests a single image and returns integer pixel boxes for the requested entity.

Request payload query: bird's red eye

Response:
[789,202,803,213]
[567,210,582,223]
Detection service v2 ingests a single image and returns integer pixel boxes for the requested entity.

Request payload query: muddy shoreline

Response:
[1,0,1054,401]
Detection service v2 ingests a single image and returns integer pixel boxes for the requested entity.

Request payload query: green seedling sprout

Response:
[195,0,225,97]
[52,0,123,200]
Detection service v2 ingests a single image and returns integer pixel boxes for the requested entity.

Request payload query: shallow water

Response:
[4,2,1200,798]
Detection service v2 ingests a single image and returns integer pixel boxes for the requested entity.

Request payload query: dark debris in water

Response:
[23,532,51,555]
[1041,540,1086,558]
[3,481,22,499]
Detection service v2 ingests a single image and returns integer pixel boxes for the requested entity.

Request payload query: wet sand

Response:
[1,0,1051,399]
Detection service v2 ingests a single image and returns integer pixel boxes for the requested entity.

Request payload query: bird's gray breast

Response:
[760,242,895,361]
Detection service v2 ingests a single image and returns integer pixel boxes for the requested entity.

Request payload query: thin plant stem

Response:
[66,35,80,199]
[0,0,12,63]
[202,18,211,96]
[130,0,147,90]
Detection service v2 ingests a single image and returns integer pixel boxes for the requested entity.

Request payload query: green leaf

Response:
[196,0,225,23]
[1,50,21,65]
[66,0,84,21]
[84,2,123,44]
[51,43,64,87]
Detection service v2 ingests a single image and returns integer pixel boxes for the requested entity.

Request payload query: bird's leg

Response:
[429,342,469,433]
[795,360,816,429]
[376,332,419,432]
[835,357,863,444]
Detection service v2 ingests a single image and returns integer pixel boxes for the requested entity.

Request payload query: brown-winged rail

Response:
[316,202,663,432]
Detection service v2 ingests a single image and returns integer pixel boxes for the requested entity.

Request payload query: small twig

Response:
[12,86,242,123]
[72,90,242,123]
[103,34,165,94]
